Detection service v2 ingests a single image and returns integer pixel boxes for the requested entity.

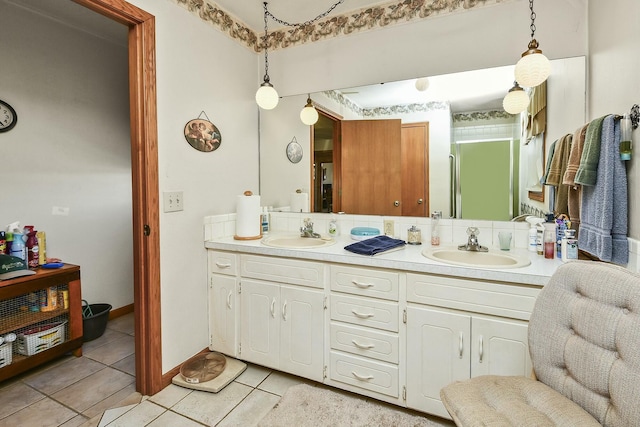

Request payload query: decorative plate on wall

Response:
[286,137,303,163]
[184,112,221,152]
[0,99,18,133]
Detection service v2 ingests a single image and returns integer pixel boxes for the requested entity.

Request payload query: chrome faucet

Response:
[300,218,321,238]
[458,227,488,252]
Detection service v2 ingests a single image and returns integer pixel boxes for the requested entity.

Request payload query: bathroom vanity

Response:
[205,233,559,419]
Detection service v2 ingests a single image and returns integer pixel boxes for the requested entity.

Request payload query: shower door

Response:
[453,139,514,221]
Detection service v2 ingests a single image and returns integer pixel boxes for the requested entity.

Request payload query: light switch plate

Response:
[163,191,183,212]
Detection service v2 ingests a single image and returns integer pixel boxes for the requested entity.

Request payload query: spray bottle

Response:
[525,216,544,252]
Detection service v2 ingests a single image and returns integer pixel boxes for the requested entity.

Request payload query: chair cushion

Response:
[440,375,601,427]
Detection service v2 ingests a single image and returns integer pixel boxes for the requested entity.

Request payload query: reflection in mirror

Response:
[259,56,586,221]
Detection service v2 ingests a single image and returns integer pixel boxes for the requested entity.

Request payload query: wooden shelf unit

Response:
[0,264,82,382]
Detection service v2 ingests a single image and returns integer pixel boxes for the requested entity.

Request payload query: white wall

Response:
[0,4,133,309]
[128,0,259,372]
[588,0,640,239]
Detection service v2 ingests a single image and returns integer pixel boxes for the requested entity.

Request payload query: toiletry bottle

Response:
[536,223,544,255]
[10,232,26,262]
[525,217,541,252]
[561,229,578,262]
[261,207,270,234]
[555,218,568,259]
[37,231,46,265]
[543,215,556,259]
[328,215,339,237]
[0,231,5,255]
[620,114,632,161]
[24,226,39,268]
[431,211,441,246]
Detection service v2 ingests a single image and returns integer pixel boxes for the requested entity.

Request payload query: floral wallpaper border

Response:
[173,0,511,52]
[453,110,513,122]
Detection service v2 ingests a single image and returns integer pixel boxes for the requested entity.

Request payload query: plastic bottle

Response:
[24,226,39,268]
[431,211,442,246]
[543,215,556,259]
[620,114,632,161]
[561,229,578,262]
[10,232,26,262]
[328,215,339,237]
[525,217,542,252]
[261,207,270,234]
[0,231,6,255]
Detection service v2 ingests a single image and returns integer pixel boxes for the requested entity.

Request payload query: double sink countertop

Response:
[205,233,564,287]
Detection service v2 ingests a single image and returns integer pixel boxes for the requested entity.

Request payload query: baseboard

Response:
[109,303,134,320]
[161,347,211,390]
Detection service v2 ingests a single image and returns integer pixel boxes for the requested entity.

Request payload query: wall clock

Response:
[0,100,17,133]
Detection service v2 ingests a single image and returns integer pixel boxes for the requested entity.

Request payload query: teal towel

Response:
[344,235,406,256]
[575,116,606,186]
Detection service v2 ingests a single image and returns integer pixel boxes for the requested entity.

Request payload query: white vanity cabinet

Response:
[327,265,402,403]
[239,255,325,382]
[207,251,239,357]
[405,273,538,418]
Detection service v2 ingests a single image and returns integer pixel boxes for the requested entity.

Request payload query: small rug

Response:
[258,383,449,427]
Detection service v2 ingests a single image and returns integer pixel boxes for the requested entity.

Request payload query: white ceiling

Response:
[9,0,517,113]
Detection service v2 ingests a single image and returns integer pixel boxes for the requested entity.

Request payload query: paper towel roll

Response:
[290,192,309,213]
[235,193,261,238]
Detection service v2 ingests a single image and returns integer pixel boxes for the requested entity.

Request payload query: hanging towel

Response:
[344,235,406,256]
[545,133,572,216]
[526,81,547,139]
[563,124,588,234]
[578,115,628,265]
[542,140,557,212]
[575,116,606,186]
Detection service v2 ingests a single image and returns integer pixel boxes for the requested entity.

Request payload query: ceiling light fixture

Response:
[514,0,550,88]
[256,0,345,111]
[255,2,279,110]
[415,77,430,92]
[503,81,529,114]
[300,95,319,125]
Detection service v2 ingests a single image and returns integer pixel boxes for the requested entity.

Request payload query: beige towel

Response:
[546,133,572,216]
[563,124,588,234]
[526,81,547,139]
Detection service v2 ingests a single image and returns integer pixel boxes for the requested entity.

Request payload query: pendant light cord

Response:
[262,2,270,82]
[264,0,345,28]
[528,0,537,39]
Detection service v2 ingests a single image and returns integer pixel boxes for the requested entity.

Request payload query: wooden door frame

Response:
[73,0,162,395]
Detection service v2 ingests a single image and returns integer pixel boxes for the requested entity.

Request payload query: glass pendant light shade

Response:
[256,81,279,110]
[300,96,319,125]
[415,77,430,92]
[514,39,551,88]
[503,82,530,114]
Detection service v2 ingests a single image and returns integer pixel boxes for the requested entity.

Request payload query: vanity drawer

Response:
[406,273,541,320]
[329,351,398,398]
[241,254,324,289]
[330,322,398,364]
[330,294,399,332]
[331,265,399,301]
[208,251,238,276]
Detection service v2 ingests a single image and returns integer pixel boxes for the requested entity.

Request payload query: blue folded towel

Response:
[344,235,406,256]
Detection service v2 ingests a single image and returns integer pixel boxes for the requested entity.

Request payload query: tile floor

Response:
[0,313,453,426]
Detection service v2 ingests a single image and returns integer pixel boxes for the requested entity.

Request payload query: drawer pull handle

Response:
[352,280,374,289]
[282,300,288,321]
[352,371,374,381]
[459,331,463,358]
[226,291,232,309]
[215,262,231,269]
[270,298,276,318]
[351,309,374,319]
[352,340,375,350]
[478,335,484,363]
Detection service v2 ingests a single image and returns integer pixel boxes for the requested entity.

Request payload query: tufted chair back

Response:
[528,261,640,426]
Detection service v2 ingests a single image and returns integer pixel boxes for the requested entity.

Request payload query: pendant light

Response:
[300,95,319,125]
[415,77,430,92]
[255,2,279,110]
[503,82,529,114]
[514,0,550,88]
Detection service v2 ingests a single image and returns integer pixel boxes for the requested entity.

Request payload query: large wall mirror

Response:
[259,56,586,221]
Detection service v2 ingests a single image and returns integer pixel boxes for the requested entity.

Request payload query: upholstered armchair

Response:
[440,261,640,426]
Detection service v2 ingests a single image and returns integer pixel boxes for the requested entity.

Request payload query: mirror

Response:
[259,56,586,220]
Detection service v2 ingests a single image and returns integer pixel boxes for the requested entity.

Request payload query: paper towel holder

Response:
[234,190,263,241]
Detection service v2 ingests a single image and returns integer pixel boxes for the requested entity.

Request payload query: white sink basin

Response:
[422,247,531,269]
[261,235,335,249]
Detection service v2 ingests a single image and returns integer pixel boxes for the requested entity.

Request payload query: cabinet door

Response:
[406,306,470,419]
[471,316,531,377]
[240,279,280,369]
[209,274,238,356]
[280,285,324,382]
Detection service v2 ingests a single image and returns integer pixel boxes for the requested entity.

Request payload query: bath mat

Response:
[258,383,451,427]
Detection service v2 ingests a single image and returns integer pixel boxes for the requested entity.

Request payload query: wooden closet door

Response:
[340,119,402,215]
[401,122,429,217]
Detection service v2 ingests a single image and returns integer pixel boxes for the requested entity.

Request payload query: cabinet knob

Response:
[394,200,400,207]
[417,198,423,204]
